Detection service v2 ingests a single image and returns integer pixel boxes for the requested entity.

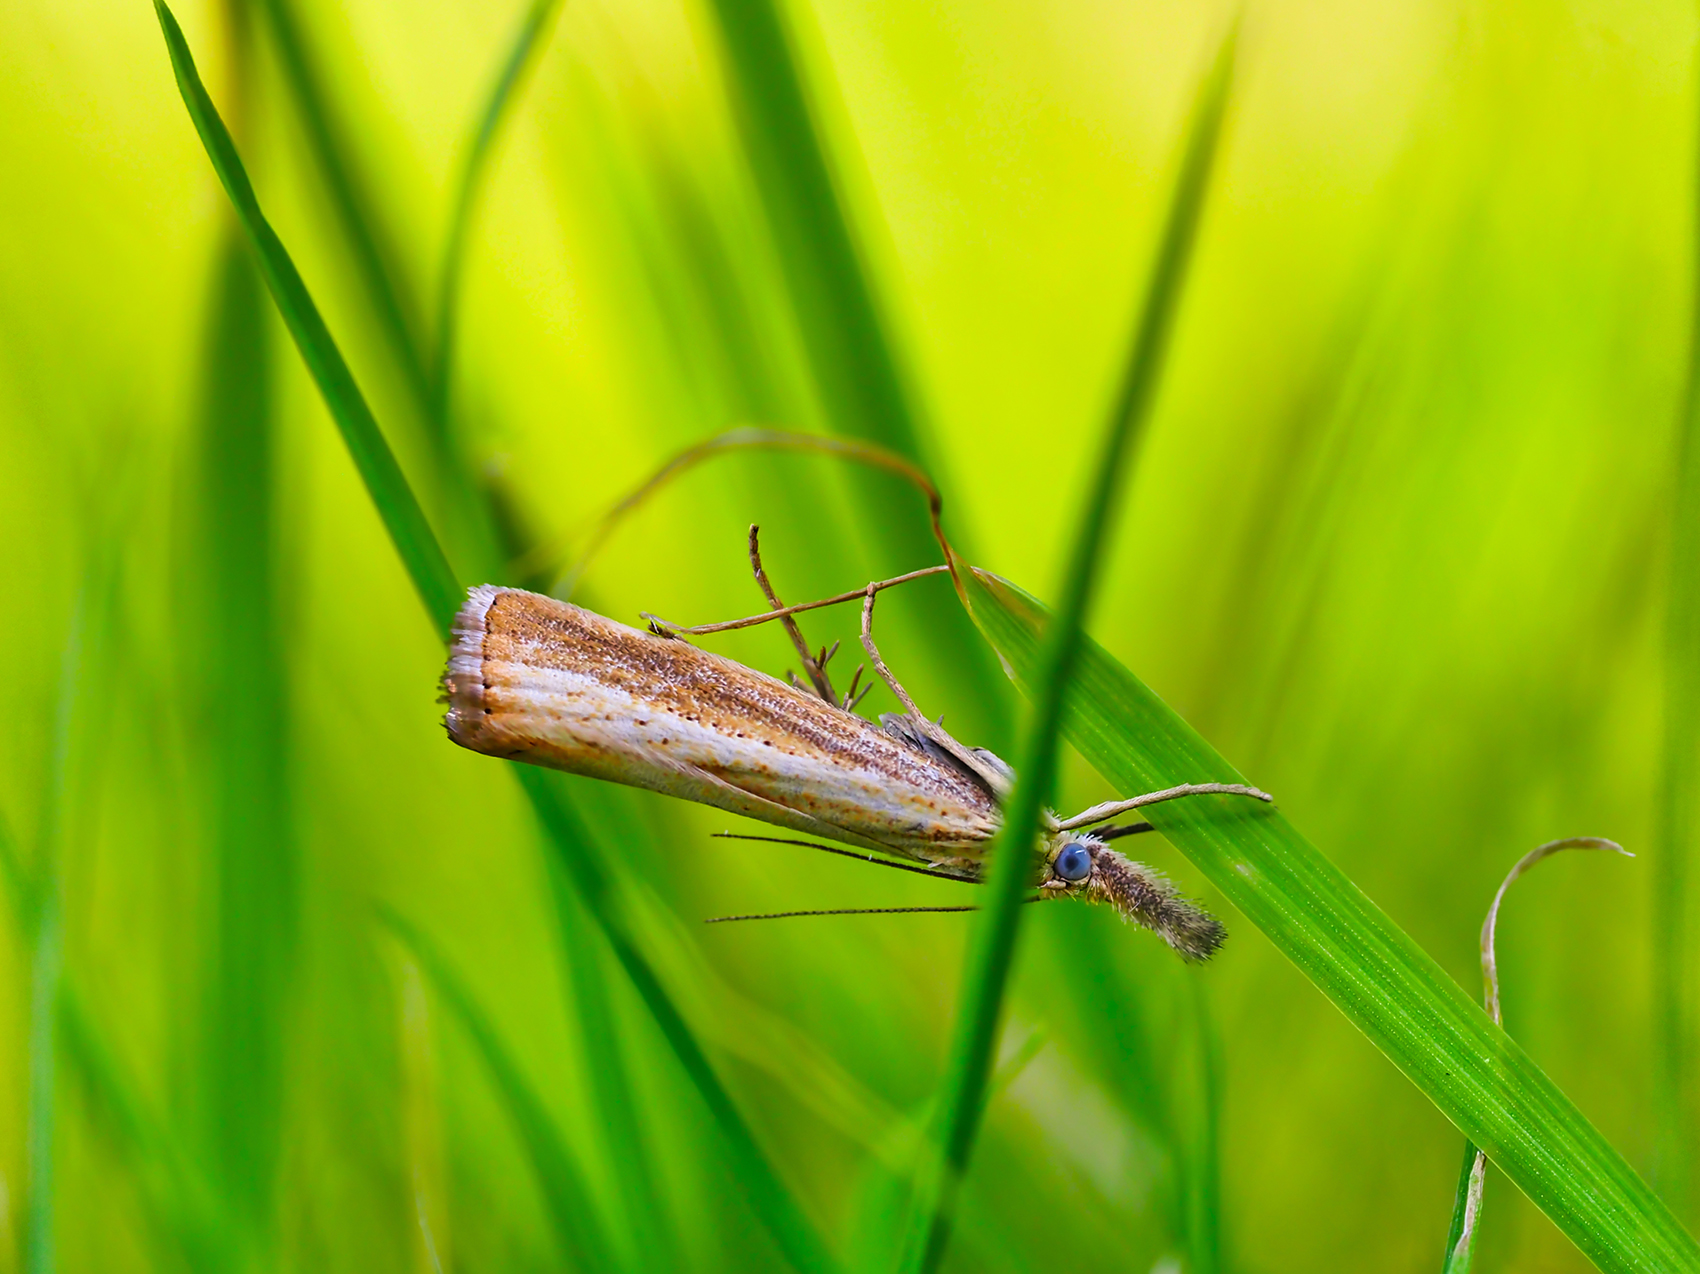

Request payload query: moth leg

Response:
[859,583,930,719]
[745,524,836,703]
[861,586,1013,799]
[1055,782,1273,832]
[642,562,951,639]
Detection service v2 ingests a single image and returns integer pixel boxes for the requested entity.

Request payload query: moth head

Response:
[1041,833,1226,962]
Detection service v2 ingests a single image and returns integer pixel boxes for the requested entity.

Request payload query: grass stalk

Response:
[154,11,838,1268]
[905,33,1235,1273]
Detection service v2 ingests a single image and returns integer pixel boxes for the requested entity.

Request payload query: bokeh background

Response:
[1,0,1695,1269]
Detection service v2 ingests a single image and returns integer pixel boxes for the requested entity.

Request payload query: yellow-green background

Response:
[0,0,1693,1269]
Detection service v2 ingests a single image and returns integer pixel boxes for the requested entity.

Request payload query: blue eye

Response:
[1054,843,1093,882]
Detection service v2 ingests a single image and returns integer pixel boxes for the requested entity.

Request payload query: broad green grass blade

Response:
[155,14,839,1269]
[963,567,1700,1274]
[1652,86,1700,1211]
[699,0,1008,737]
[155,0,459,634]
[386,914,622,1273]
[190,231,294,1238]
[431,0,563,423]
[909,34,1234,1274]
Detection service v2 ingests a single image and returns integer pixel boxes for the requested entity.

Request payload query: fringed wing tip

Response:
[442,584,504,741]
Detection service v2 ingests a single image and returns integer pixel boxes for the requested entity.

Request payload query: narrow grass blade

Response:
[1652,72,1700,1212]
[155,16,839,1269]
[1440,837,1630,1272]
[385,913,622,1273]
[61,997,235,1272]
[700,0,1008,733]
[191,231,294,1235]
[431,0,563,423]
[1186,977,1223,1274]
[154,0,460,634]
[964,568,1700,1274]
[2,795,230,1271]
[700,0,916,461]
[908,34,1235,1273]
[517,769,839,1274]
[250,0,432,417]
[255,0,508,577]
[540,854,678,1274]
[1442,1139,1486,1274]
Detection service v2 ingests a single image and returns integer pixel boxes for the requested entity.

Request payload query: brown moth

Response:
[441,568,1269,961]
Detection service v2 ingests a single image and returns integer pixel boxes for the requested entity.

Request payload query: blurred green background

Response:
[1,0,1694,1269]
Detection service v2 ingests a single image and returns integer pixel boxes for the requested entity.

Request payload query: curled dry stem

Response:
[1445,836,1630,1273]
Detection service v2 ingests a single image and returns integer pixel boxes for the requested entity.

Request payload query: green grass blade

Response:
[909,35,1234,1273]
[963,567,1700,1274]
[191,230,294,1235]
[431,0,563,424]
[540,853,679,1274]
[61,997,235,1272]
[250,0,433,417]
[156,15,839,1268]
[2,794,231,1271]
[701,0,916,460]
[1652,67,1700,1213]
[154,0,460,634]
[516,769,840,1274]
[385,913,622,1273]
[700,0,1009,740]
[1441,1139,1484,1274]
[1186,978,1224,1274]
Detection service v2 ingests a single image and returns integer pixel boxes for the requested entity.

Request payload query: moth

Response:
[440,536,1269,960]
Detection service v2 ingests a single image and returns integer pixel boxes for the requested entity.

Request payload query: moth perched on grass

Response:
[442,532,1270,960]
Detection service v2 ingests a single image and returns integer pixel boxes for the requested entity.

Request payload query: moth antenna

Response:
[706,905,981,923]
[706,898,1044,924]
[709,831,981,883]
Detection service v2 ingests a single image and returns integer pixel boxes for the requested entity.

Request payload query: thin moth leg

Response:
[860,585,1013,798]
[858,582,930,721]
[1055,782,1273,832]
[642,563,951,638]
[745,524,836,703]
